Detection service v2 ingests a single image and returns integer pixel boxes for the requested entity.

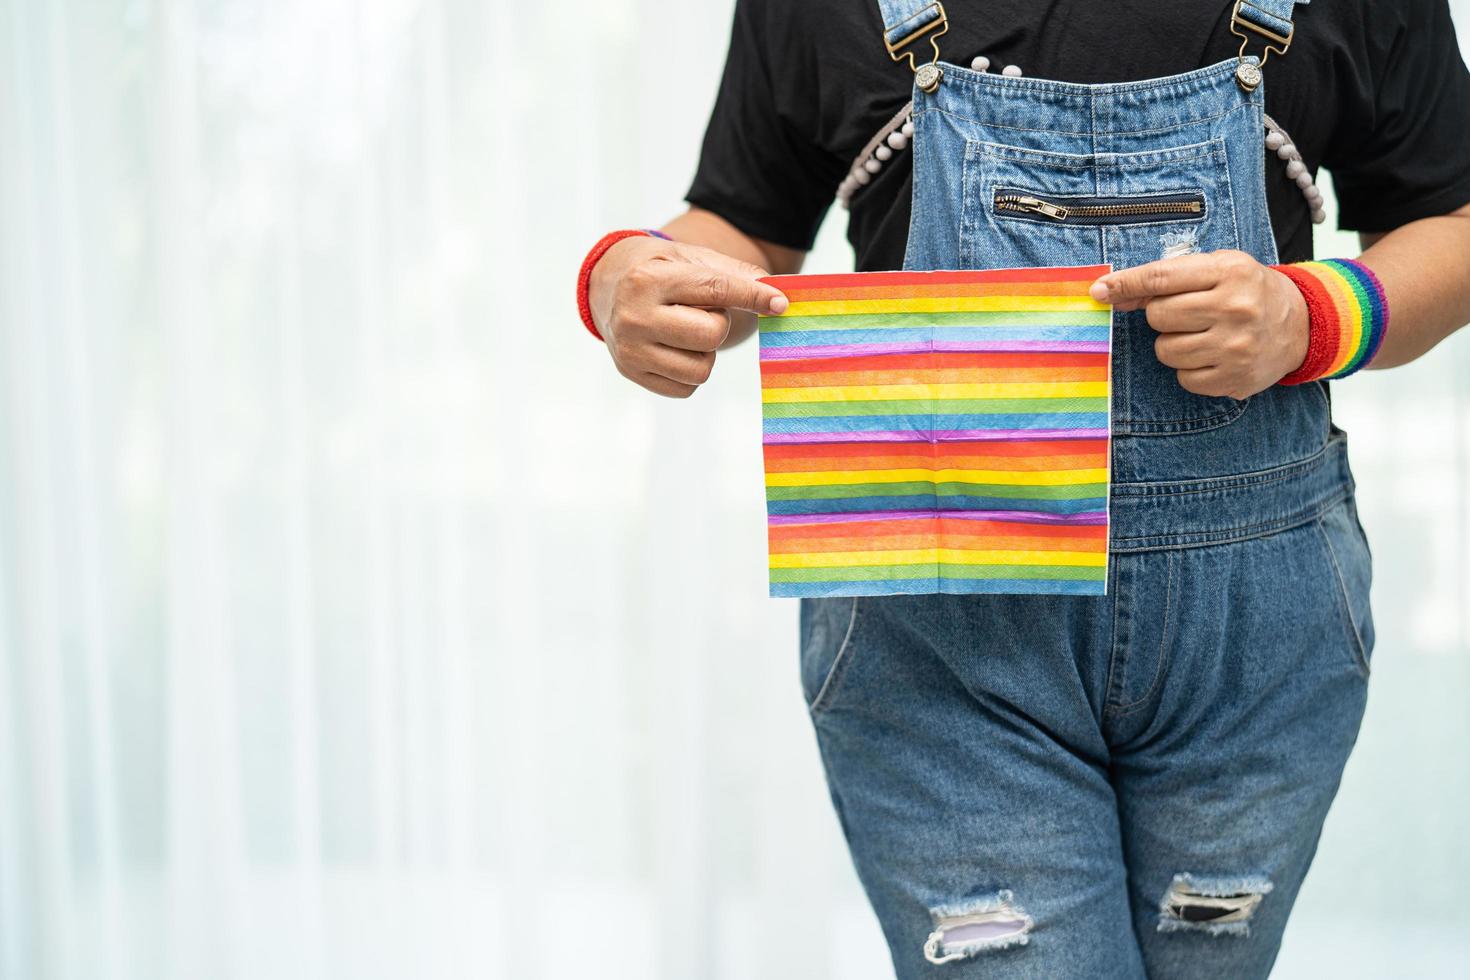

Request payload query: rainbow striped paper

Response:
[757,266,1113,598]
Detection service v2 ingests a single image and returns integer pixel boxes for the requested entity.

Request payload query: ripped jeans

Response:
[800,494,1373,978]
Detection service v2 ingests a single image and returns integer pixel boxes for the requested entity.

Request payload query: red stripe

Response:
[768,517,1109,543]
[762,439,1108,461]
[759,351,1110,375]
[760,266,1111,291]
[1273,265,1340,384]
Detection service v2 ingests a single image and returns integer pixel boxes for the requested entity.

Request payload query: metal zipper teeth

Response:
[995,194,1203,221]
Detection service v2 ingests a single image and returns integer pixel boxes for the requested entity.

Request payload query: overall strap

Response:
[1229,0,1309,90]
[876,0,950,91]
[1232,0,1310,44]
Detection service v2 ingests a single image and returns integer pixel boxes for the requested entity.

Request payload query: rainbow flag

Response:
[757,266,1113,598]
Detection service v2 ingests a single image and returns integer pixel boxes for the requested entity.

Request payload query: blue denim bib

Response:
[878,0,1354,553]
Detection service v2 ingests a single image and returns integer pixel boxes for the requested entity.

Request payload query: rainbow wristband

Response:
[1271,258,1389,385]
[575,228,673,342]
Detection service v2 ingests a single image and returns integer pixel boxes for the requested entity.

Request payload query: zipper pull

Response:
[1014,196,1070,220]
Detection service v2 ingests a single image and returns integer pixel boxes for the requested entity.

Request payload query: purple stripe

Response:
[768,509,1109,526]
[761,341,1111,360]
[763,428,1110,444]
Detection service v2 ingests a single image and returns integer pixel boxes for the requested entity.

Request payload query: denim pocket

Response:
[1313,498,1375,678]
[799,596,862,713]
[961,137,1248,436]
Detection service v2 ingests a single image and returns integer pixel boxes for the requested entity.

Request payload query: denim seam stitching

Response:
[1313,514,1372,679]
[809,597,862,714]
[1112,443,1337,496]
[1104,555,1124,709]
[1108,551,1177,717]
[1110,486,1352,552]
[919,105,1243,139]
[931,60,1241,99]
[972,137,1226,167]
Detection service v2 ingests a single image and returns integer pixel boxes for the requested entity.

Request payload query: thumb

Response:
[678,244,789,315]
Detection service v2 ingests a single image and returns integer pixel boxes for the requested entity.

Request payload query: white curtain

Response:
[1,2,1466,978]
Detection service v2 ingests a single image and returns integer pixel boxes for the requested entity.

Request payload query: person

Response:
[577,1,1470,976]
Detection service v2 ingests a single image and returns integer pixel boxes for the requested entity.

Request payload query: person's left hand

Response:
[1089,250,1310,400]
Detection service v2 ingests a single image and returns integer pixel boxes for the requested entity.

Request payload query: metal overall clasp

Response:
[885,1,949,93]
[1229,0,1294,92]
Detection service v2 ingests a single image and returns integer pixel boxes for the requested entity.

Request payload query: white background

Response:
[2,1,1468,977]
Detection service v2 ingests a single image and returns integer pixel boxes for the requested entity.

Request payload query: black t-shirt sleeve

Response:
[684,0,839,251]
[1326,0,1470,231]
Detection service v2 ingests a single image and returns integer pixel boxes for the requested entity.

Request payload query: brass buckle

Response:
[885,1,948,92]
[1229,0,1293,91]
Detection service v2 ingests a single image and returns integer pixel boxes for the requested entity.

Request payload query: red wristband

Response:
[576,229,671,342]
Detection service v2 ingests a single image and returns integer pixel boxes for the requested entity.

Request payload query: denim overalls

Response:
[799,2,1375,976]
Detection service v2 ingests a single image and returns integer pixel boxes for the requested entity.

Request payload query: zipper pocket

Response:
[993,188,1205,225]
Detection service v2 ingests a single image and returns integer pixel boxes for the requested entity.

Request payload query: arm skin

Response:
[1355,203,1470,368]
[1090,201,1470,399]
[587,206,807,397]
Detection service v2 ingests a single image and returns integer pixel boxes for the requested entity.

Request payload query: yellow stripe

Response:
[770,548,1108,569]
[766,467,1110,487]
[1312,263,1366,377]
[762,381,1109,403]
[782,295,1109,316]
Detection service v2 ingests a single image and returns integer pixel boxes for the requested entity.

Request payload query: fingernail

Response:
[769,294,788,315]
[1088,280,1112,302]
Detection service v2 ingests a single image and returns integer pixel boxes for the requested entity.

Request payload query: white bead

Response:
[1311,208,1326,225]
[971,55,990,72]
[1285,160,1305,179]
[1002,64,1023,77]
[1295,171,1314,189]
[1265,131,1285,150]
[864,158,882,174]
[901,120,915,137]
[852,167,871,186]
[887,130,908,150]
[875,144,893,161]
[1277,143,1296,160]
[1306,187,1323,204]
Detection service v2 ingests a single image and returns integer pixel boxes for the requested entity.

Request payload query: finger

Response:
[635,304,730,352]
[663,267,788,316]
[1090,253,1228,305]
[1175,366,1239,399]
[1154,331,1219,370]
[637,371,699,399]
[645,345,716,387]
[1143,293,1216,333]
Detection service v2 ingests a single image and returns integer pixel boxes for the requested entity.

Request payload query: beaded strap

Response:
[1272,258,1389,384]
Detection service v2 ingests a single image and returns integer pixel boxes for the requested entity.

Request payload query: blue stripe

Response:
[759,325,1112,347]
[763,412,1109,434]
[771,578,1107,598]
[766,494,1107,516]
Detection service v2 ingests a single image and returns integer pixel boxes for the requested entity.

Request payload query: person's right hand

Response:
[588,235,789,397]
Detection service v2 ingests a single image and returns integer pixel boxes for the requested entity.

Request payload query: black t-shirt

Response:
[685,0,1470,271]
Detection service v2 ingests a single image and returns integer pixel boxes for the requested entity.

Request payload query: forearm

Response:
[1355,202,1470,369]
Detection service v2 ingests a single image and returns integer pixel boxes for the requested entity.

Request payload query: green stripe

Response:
[1322,260,1379,376]
[761,396,1109,418]
[762,310,1112,333]
[770,564,1107,583]
[765,481,1108,501]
